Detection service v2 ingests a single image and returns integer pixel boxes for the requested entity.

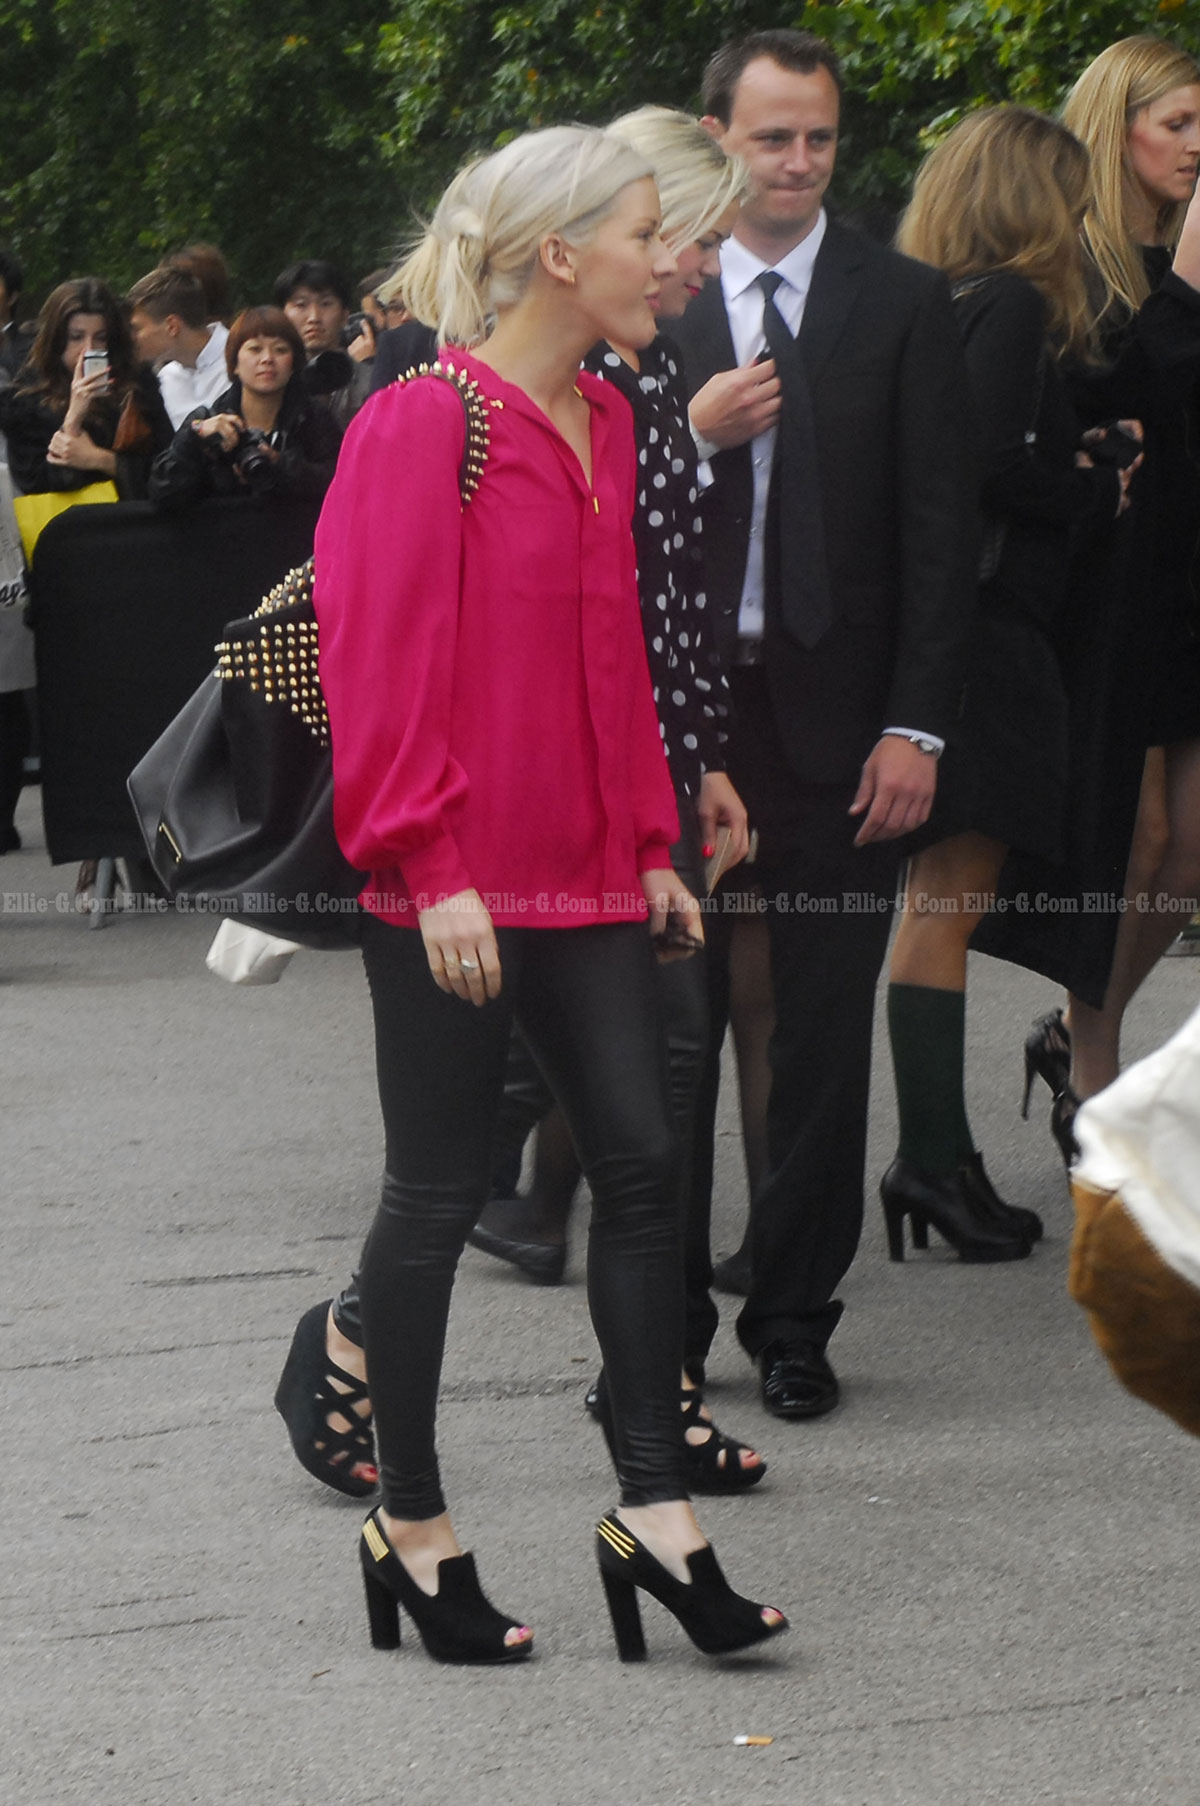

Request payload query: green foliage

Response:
[2,0,1200,311]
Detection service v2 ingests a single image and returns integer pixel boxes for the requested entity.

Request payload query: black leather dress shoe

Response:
[467,1199,566,1285]
[757,1340,840,1420]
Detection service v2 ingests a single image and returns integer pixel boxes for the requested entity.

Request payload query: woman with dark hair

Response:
[880,107,1137,1258]
[148,305,340,506]
[0,277,171,499]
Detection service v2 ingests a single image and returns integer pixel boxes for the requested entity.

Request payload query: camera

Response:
[229,427,277,491]
[342,312,374,351]
[1086,421,1142,470]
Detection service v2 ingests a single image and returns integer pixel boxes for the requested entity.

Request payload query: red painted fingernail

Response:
[702,844,715,858]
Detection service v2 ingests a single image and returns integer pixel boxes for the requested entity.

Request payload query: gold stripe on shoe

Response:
[596,1516,635,1559]
[363,1515,390,1563]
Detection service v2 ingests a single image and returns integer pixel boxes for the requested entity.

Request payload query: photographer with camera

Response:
[148,307,340,508]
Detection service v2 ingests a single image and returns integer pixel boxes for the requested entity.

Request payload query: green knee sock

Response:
[886,982,975,1176]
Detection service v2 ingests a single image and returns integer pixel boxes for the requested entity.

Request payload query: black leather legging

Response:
[356,912,687,1519]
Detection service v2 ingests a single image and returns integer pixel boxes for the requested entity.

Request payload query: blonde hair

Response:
[1063,35,1200,316]
[398,125,653,346]
[608,106,747,251]
[898,106,1095,358]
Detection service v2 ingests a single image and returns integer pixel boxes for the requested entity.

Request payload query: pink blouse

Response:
[313,349,679,928]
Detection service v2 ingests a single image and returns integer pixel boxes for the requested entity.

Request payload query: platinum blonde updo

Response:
[398,125,655,346]
[608,106,748,252]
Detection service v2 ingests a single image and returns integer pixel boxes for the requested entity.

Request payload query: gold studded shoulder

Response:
[215,359,492,748]
[392,358,492,507]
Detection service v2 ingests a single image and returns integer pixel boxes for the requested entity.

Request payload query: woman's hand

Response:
[417,887,501,1004]
[641,867,705,961]
[192,413,245,453]
[64,356,111,430]
[47,427,116,476]
[696,771,750,873]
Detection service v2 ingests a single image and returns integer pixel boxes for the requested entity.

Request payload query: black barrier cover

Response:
[34,496,322,862]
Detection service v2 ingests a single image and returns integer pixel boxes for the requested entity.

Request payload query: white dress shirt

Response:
[157,322,231,429]
[693,212,942,753]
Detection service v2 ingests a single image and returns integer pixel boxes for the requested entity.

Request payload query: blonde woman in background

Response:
[983,39,1200,1154]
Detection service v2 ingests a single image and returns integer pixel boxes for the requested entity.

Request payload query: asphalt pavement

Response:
[5,783,1200,1806]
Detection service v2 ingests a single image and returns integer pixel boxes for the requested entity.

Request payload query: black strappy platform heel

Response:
[359,1509,533,1664]
[587,1374,766,1495]
[595,1512,787,1661]
[274,1301,377,1497]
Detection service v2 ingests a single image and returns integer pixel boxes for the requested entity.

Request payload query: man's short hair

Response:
[126,267,208,330]
[701,29,843,126]
[273,260,353,311]
[0,246,24,301]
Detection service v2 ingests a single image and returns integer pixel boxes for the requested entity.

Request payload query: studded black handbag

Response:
[127,361,491,948]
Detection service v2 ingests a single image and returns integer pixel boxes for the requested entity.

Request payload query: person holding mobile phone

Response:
[0,277,171,499]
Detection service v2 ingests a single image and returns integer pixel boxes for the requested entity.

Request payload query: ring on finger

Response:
[459,958,480,971]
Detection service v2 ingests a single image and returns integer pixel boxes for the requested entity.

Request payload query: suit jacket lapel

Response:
[678,277,736,389]
[797,219,867,382]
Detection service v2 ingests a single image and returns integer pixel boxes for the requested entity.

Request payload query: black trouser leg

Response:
[357,916,686,1518]
[735,812,899,1357]
[0,690,31,842]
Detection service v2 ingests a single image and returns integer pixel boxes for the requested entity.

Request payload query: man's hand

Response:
[696,770,750,870]
[849,737,937,846]
[690,358,781,450]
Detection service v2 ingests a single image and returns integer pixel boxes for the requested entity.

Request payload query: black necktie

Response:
[757,270,832,648]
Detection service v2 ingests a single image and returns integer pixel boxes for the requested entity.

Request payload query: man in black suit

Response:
[672,29,976,1419]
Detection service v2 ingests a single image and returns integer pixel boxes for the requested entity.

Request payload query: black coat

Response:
[147,375,341,508]
[0,364,172,499]
[914,272,1120,863]
[671,218,978,789]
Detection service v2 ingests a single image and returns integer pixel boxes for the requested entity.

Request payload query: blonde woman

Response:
[880,108,1134,1259]
[300,125,786,1665]
[1007,38,1200,1143]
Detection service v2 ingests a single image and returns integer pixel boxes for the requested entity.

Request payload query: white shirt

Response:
[695,211,942,754]
[157,322,230,429]
[715,213,827,639]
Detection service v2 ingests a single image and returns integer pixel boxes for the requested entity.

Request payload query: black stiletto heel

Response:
[595,1512,786,1661]
[880,1159,1031,1262]
[1050,1087,1081,1168]
[358,1509,533,1665]
[1022,1009,1071,1118]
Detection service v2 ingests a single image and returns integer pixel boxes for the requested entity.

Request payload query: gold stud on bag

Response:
[128,363,492,945]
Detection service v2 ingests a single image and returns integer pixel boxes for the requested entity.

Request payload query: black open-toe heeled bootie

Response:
[359,1510,533,1665]
[595,1512,787,1661]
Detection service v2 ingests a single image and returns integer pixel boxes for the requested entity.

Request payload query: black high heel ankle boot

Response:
[595,1512,786,1661]
[959,1151,1044,1243]
[880,1158,1032,1263]
[1022,1009,1072,1117]
[359,1509,533,1665]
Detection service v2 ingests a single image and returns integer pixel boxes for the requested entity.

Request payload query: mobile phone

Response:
[1086,421,1141,470]
[81,350,109,381]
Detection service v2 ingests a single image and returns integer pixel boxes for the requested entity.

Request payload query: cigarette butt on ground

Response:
[733,1735,774,1747]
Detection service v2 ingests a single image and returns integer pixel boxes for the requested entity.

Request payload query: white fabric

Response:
[158,322,231,429]
[1075,1000,1200,1291]
[719,214,827,639]
[0,461,33,692]
[205,918,301,985]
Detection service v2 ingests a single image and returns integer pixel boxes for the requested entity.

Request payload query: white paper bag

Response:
[0,461,33,693]
[205,919,302,985]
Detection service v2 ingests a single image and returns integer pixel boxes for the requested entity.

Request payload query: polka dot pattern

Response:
[583,334,732,796]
